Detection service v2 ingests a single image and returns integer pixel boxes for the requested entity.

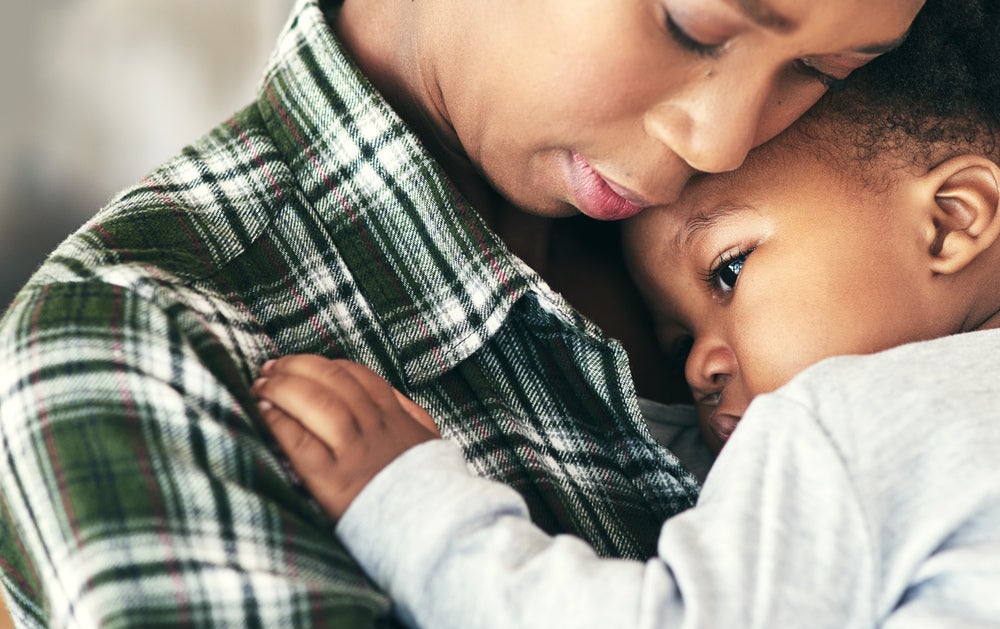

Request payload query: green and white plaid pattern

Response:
[0,1,700,626]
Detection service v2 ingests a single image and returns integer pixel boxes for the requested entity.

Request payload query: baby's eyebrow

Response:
[677,201,754,248]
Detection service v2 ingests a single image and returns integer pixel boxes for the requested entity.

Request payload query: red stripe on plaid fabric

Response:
[88,223,117,248]
[229,118,284,204]
[29,285,84,548]
[144,178,218,277]
[264,84,448,374]
[145,154,283,373]
[222,117,284,359]
[446,179,516,301]
[259,236,340,353]
[0,557,36,601]
[264,85,357,221]
[110,285,193,620]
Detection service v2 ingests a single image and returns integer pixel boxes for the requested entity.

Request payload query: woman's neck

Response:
[331,1,682,402]
[334,0,556,273]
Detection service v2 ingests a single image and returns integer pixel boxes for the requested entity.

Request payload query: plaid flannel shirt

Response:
[0,1,700,626]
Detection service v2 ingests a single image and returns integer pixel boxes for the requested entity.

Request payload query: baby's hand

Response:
[253,355,440,520]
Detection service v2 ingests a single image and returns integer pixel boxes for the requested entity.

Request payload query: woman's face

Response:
[434,0,923,220]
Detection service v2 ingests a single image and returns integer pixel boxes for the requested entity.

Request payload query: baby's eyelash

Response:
[701,246,755,294]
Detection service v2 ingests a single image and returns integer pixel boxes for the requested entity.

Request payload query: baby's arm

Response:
[253,355,874,629]
[253,356,652,627]
[252,355,439,519]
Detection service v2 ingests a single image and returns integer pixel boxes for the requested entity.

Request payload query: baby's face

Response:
[624,142,939,452]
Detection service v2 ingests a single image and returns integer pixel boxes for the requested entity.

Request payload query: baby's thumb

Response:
[392,390,441,437]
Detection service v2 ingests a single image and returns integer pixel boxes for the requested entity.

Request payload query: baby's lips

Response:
[710,412,742,444]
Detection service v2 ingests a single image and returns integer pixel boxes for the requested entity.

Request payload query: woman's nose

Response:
[644,74,769,174]
[685,338,739,398]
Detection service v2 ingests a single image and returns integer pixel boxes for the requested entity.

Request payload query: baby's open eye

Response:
[717,255,745,291]
[706,247,755,295]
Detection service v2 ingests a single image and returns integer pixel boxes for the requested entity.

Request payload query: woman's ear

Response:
[919,155,1000,275]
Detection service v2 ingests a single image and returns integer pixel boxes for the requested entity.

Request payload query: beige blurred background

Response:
[0,0,294,309]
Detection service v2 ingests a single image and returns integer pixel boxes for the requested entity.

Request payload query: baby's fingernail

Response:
[253,377,267,391]
[261,359,276,374]
[258,399,273,412]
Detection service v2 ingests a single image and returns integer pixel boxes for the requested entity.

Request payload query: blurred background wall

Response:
[1,0,294,309]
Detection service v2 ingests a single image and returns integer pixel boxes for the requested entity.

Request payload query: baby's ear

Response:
[919,155,1000,275]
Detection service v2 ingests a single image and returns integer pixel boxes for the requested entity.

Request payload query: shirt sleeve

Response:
[0,282,391,627]
[338,396,877,629]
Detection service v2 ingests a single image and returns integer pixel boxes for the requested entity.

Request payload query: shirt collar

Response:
[257,0,538,386]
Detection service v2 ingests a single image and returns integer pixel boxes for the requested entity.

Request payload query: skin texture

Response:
[623,133,1000,452]
[336,0,923,223]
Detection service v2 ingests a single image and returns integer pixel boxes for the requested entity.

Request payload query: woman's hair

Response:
[795,0,1000,171]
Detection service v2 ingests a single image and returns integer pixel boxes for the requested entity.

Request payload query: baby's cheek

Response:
[736,320,830,397]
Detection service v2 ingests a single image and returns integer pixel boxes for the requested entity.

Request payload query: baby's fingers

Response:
[258,400,350,516]
[259,398,334,474]
[253,372,370,449]
[392,389,441,437]
[260,354,340,380]
[264,356,407,421]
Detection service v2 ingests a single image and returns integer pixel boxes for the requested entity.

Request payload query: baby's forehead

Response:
[671,131,841,218]
[626,132,841,251]
[680,145,787,202]
[672,199,758,247]
[663,166,767,232]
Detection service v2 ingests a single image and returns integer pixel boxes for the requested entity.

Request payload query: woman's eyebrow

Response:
[733,0,911,54]
[734,0,794,31]
[677,201,753,248]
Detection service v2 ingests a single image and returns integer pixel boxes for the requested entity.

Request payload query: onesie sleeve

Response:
[337,399,877,629]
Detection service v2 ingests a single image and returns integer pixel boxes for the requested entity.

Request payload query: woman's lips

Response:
[566,152,648,220]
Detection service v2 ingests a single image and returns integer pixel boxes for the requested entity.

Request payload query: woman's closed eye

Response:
[704,246,755,295]
[662,1,728,59]
[665,13,724,58]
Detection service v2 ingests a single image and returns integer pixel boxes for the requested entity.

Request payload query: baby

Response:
[623,93,1000,452]
[252,73,1000,626]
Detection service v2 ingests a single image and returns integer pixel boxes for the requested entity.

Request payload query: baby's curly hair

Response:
[793,0,1000,175]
